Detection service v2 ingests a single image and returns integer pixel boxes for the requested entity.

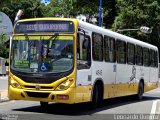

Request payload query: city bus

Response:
[8,18,159,108]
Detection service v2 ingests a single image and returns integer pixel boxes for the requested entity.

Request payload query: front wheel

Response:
[91,84,99,109]
[90,84,103,109]
[40,102,48,108]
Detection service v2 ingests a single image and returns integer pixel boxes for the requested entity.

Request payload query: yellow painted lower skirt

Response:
[103,82,158,99]
[8,82,158,104]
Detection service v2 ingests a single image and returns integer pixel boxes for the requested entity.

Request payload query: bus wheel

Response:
[40,102,48,108]
[91,84,98,109]
[137,82,144,101]
[91,83,103,109]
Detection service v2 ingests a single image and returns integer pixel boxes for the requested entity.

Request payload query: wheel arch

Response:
[139,78,144,89]
[91,78,104,101]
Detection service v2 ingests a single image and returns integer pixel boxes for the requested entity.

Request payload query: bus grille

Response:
[24,85,53,90]
[26,92,50,98]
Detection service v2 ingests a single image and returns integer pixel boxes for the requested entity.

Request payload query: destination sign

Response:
[14,20,74,34]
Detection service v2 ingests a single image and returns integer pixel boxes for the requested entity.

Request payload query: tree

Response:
[0,0,44,23]
[113,0,160,47]
[42,0,116,27]
[43,0,79,17]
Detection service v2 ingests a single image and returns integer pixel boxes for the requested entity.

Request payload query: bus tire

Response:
[91,83,103,109]
[40,102,48,108]
[137,81,144,101]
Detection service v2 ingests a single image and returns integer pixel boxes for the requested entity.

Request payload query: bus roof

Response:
[78,20,158,50]
[16,17,77,23]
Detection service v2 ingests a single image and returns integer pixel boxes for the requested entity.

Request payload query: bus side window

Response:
[150,50,158,68]
[116,40,126,64]
[150,49,155,67]
[92,33,103,61]
[143,48,150,67]
[154,51,158,67]
[77,33,91,69]
[136,45,143,66]
[104,36,116,62]
[127,43,135,65]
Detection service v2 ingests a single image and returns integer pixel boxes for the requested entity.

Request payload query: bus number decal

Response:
[96,70,102,76]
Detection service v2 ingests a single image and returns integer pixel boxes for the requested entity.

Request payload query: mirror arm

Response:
[78,28,86,36]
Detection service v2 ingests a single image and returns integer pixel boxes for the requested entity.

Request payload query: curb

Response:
[0,90,9,103]
[0,98,10,103]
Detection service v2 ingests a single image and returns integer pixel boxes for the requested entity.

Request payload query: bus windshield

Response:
[11,35,74,73]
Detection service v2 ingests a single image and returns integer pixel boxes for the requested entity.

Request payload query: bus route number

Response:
[96,70,102,76]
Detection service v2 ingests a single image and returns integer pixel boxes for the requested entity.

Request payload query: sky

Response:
[41,0,51,5]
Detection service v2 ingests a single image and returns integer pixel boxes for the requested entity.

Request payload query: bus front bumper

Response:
[8,85,76,104]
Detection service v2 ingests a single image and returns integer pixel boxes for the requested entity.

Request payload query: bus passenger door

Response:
[115,40,128,96]
[76,33,92,102]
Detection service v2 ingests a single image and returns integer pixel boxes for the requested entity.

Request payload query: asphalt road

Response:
[0,77,160,120]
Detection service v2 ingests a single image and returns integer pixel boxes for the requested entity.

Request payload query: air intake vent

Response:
[26,92,50,98]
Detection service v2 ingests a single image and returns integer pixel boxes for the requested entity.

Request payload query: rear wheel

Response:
[136,82,144,100]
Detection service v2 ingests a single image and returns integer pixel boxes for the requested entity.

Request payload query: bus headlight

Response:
[10,79,21,88]
[55,78,74,91]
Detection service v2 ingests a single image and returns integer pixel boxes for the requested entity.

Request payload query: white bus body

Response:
[77,20,159,100]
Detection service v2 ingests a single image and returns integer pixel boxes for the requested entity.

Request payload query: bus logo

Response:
[35,85,41,90]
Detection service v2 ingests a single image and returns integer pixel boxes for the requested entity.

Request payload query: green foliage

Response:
[43,0,74,17]
[0,33,10,58]
[42,0,115,27]
[113,0,160,48]
[0,0,44,23]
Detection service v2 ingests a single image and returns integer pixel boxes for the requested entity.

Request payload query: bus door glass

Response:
[76,33,92,86]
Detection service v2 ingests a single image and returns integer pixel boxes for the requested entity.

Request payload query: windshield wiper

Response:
[48,33,59,41]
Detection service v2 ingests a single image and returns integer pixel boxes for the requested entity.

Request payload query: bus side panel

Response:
[74,85,92,103]
[147,67,159,91]
[75,69,92,103]
[102,62,116,99]
[91,61,116,99]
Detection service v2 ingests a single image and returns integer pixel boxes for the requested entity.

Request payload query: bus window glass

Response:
[11,35,74,73]
[150,49,155,67]
[127,43,135,65]
[77,34,91,69]
[154,51,158,67]
[136,46,143,66]
[143,48,150,66]
[116,40,126,64]
[151,50,158,68]
[92,33,103,61]
[104,36,115,62]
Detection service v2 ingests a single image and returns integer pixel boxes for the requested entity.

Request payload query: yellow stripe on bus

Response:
[13,36,73,40]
